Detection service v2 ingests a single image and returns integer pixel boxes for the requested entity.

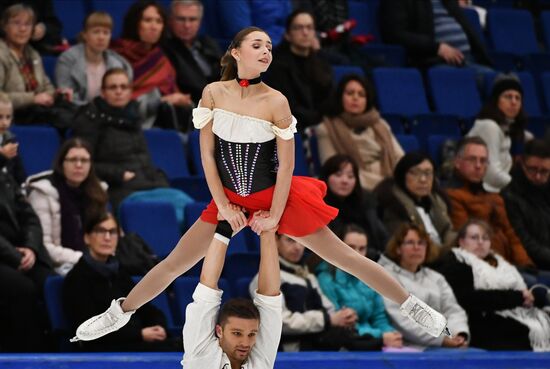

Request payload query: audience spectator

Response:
[379,223,470,350]
[26,138,108,276]
[503,140,550,270]
[316,224,403,351]
[467,74,527,193]
[72,68,193,214]
[0,92,25,184]
[55,12,133,107]
[436,219,550,351]
[250,234,368,352]
[0,0,66,55]
[319,154,388,260]
[63,212,178,352]
[263,10,333,132]
[111,0,192,130]
[446,137,534,270]
[163,0,221,104]
[0,4,56,124]
[375,152,456,248]
[0,165,53,352]
[316,74,403,191]
[380,0,492,70]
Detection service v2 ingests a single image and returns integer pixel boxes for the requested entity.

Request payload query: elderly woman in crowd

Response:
[111,0,192,130]
[55,12,132,106]
[316,74,403,191]
[319,154,388,259]
[26,138,108,275]
[375,152,456,248]
[379,223,470,350]
[467,74,528,192]
[436,219,550,351]
[63,212,177,352]
[0,4,56,124]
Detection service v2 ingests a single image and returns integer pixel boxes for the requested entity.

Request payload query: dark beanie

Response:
[491,74,523,101]
[393,152,433,191]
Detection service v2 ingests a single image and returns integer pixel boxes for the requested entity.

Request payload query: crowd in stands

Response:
[1,0,550,355]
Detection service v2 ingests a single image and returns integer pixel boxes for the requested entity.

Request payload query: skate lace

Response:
[410,303,434,328]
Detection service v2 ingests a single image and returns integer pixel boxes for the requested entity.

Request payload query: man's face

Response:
[284,13,315,51]
[455,143,489,184]
[216,317,259,364]
[169,3,202,44]
[522,156,550,187]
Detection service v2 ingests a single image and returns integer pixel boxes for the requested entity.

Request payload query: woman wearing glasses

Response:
[436,219,550,351]
[379,223,470,350]
[63,212,177,352]
[26,138,108,275]
[375,152,456,249]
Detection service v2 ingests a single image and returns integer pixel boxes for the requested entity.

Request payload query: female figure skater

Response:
[72,27,448,342]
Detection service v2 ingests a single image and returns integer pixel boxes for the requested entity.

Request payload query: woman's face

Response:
[327,162,356,198]
[277,235,304,264]
[83,26,111,54]
[138,6,164,45]
[405,160,434,199]
[497,89,522,120]
[459,224,491,259]
[343,231,368,257]
[342,80,367,115]
[232,31,272,76]
[84,217,119,262]
[101,72,132,108]
[397,230,427,272]
[63,147,91,187]
[3,11,33,49]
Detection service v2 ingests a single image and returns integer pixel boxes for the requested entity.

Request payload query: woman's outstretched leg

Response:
[122,219,216,311]
[294,226,408,304]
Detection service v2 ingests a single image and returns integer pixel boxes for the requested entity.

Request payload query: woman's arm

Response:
[250,93,294,234]
[198,86,247,230]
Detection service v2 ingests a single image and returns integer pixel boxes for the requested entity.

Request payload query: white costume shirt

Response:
[181,283,283,369]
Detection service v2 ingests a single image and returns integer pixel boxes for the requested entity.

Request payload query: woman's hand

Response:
[123,171,136,182]
[161,93,193,107]
[249,211,280,235]
[383,331,403,348]
[33,93,54,106]
[218,203,247,232]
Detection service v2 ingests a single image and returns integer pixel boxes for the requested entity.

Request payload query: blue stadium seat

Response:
[234,276,253,299]
[173,277,231,325]
[53,0,87,42]
[348,0,380,39]
[395,134,420,153]
[222,252,260,281]
[409,115,461,151]
[188,130,204,176]
[143,129,190,179]
[527,117,549,139]
[43,275,71,351]
[427,134,460,166]
[294,133,310,176]
[462,7,486,46]
[427,67,481,119]
[541,72,550,112]
[488,9,539,55]
[474,0,517,8]
[372,68,431,116]
[332,65,364,84]
[131,276,179,333]
[119,201,181,258]
[541,11,550,51]
[516,72,544,118]
[361,44,406,68]
[10,126,60,176]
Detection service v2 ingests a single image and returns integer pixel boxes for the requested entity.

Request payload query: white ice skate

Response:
[400,294,451,337]
[70,298,135,342]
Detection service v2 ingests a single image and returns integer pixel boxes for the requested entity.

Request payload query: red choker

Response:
[236,75,262,87]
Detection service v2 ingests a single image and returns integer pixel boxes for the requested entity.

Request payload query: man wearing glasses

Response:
[503,139,550,271]
[163,0,221,105]
[446,136,534,271]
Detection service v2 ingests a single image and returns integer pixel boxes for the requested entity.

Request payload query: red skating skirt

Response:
[200,176,338,237]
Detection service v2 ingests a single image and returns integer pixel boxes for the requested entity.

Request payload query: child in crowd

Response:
[0,92,25,184]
